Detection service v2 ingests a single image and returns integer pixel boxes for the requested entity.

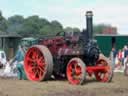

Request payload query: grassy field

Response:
[0,73,127,96]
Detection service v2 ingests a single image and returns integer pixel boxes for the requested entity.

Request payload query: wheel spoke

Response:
[69,64,73,70]
[28,67,35,73]
[34,68,39,78]
[38,66,45,73]
[95,72,102,81]
[74,63,77,71]
[32,50,38,59]
[38,57,43,62]
[103,73,108,82]
[27,57,35,62]
[39,69,44,79]
[75,65,81,75]
[37,57,45,66]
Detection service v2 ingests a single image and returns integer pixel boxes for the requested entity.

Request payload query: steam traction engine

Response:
[24,11,113,85]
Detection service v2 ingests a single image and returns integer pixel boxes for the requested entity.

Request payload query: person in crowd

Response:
[110,47,117,70]
[115,54,121,69]
[118,49,122,62]
[124,45,128,58]
[124,55,128,75]
[122,48,125,65]
[2,46,25,78]
[124,55,128,68]
[10,45,27,80]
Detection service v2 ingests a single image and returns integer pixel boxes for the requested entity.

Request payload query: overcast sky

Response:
[0,0,128,34]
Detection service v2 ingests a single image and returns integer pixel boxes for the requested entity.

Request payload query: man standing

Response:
[110,47,117,70]
[12,45,27,80]
[124,45,128,58]
[124,55,128,76]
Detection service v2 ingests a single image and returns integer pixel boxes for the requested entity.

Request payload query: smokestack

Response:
[86,11,93,39]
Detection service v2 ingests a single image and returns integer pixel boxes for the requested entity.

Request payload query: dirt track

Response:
[0,73,127,96]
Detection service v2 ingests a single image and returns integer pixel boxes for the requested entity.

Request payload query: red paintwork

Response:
[86,66,108,74]
[94,59,111,82]
[39,36,79,56]
[24,47,46,81]
[67,59,83,85]
[66,58,111,84]
[25,33,111,84]
[40,37,66,55]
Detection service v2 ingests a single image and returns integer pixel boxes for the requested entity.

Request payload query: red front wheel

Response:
[24,45,53,81]
[66,58,86,85]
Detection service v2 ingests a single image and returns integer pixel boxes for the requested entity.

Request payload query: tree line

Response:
[0,10,117,37]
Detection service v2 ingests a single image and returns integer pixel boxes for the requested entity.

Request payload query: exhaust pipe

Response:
[86,11,93,40]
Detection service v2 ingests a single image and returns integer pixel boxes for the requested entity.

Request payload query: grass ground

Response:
[0,73,127,96]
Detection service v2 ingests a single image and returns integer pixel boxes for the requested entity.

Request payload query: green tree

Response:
[72,27,80,32]
[64,27,80,33]
[21,16,51,36]
[21,15,41,35]
[39,25,53,35]
[0,11,7,32]
[51,20,63,34]
[64,27,73,33]
[39,18,50,28]
[7,15,24,33]
[93,24,110,34]
[8,15,24,24]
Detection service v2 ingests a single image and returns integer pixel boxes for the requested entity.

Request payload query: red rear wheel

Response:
[95,54,113,82]
[67,58,86,85]
[24,45,53,81]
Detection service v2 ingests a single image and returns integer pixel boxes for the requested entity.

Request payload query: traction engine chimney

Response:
[86,11,93,40]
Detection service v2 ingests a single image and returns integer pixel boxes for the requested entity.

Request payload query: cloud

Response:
[87,4,128,34]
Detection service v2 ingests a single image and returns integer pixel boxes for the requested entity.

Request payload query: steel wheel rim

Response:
[24,47,47,81]
[95,59,112,82]
[67,60,83,85]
